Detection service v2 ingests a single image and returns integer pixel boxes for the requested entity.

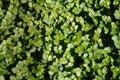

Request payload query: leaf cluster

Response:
[0,0,120,80]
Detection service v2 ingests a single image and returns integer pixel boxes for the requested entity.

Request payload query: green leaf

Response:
[113,0,120,5]
[112,35,120,49]
[28,2,33,8]
[37,0,44,5]
[21,0,27,3]
[95,75,102,80]
[110,22,117,35]
[99,0,110,8]
[102,67,107,74]
[68,0,73,2]
[10,75,16,80]
[88,8,95,17]
[111,66,119,79]
[33,3,41,13]
[0,8,4,19]
[0,75,5,80]
[60,57,68,65]
[97,69,102,76]
[114,10,120,19]
[104,27,109,34]
[44,1,55,8]
[73,68,82,77]
[0,1,2,8]
[73,8,81,15]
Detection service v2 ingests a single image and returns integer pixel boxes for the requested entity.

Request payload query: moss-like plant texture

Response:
[0,0,120,80]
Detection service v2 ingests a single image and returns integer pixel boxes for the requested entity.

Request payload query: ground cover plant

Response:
[0,0,120,80]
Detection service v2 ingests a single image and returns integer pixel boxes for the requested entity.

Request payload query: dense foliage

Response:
[0,0,120,80]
